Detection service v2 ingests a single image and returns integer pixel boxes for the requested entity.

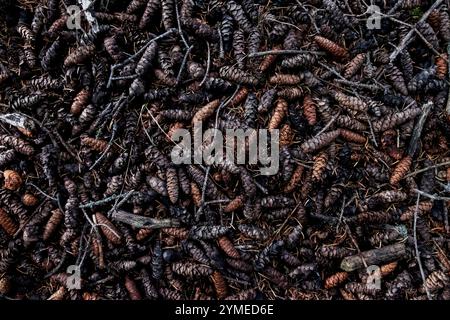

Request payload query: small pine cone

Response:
[312,152,328,181]
[344,53,366,78]
[211,271,228,299]
[372,108,422,132]
[424,271,449,292]
[301,130,340,153]
[191,182,202,206]
[230,87,249,107]
[192,99,221,125]
[269,74,302,85]
[314,36,348,59]
[279,124,293,147]
[435,54,448,80]
[258,47,280,72]
[427,9,441,30]
[281,53,316,69]
[380,262,398,277]
[43,209,64,241]
[268,99,288,130]
[136,228,153,241]
[219,65,259,86]
[95,212,122,245]
[81,136,108,152]
[70,89,90,115]
[64,45,96,67]
[277,87,303,101]
[162,227,189,239]
[340,129,367,144]
[223,195,244,213]
[22,193,38,206]
[217,236,240,259]
[166,167,179,204]
[3,170,23,191]
[125,276,142,300]
[303,95,317,125]
[439,9,450,42]
[334,92,368,112]
[0,208,18,236]
[0,276,11,295]
[390,155,412,185]
[400,201,433,221]
[284,165,304,193]
[387,64,408,96]
[324,272,349,289]
[336,115,367,131]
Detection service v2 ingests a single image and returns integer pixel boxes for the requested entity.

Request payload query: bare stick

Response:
[334,79,384,91]
[413,189,450,201]
[366,116,379,147]
[413,193,433,300]
[248,49,324,58]
[446,42,450,118]
[314,112,340,137]
[389,0,444,62]
[89,122,117,171]
[175,2,189,49]
[340,243,407,271]
[176,45,194,84]
[79,191,137,209]
[111,210,180,228]
[404,160,450,179]
[199,41,211,87]
[407,101,432,156]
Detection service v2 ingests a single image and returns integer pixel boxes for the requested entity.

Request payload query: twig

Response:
[89,122,117,171]
[248,49,324,58]
[111,210,180,228]
[387,0,405,15]
[404,160,450,179]
[446,41,450,118]
[107,189,136,217]
[366,116,378,147]
[415,29,442,57]
[199,41,211,87]
[218,29,224,59]
[175,2,189,49]
[314,111,340,137]
[407,101,432,156]
[176,45,193,85]
[26,182,58,201]
[334,79,384,91]
[389,0,444,62]
[413,193,433,300]
[413,189,450,201]
[110,74,138,81]
[266,17,306,33]
[79,191,137,209]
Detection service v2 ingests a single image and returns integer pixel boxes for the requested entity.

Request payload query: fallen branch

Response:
[340,243,407,271]
[111,210,180,228]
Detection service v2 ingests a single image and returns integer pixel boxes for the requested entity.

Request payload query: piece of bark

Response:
[340,243,407,272]
[111,210,180,229]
